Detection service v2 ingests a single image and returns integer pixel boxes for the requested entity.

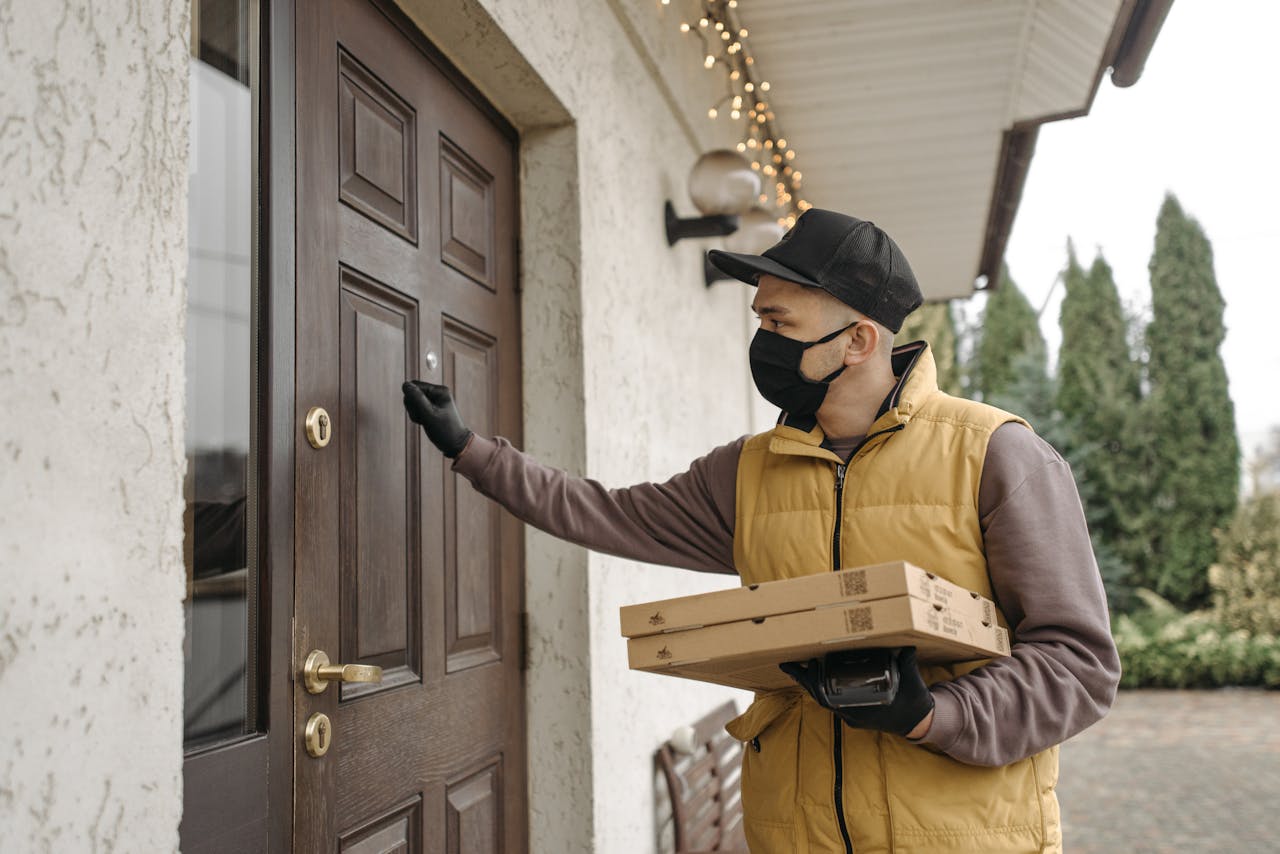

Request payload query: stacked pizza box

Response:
[621,560,1011,692]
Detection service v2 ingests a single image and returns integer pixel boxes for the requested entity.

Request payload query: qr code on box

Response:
[840,571,868,597]
[843,606,873,634]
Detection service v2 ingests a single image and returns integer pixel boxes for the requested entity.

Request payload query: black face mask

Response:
[749,321,858,416]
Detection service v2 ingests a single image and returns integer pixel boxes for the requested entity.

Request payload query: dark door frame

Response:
[264,0,296,850]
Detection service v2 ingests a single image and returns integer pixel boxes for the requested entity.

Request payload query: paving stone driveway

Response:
[1057,688,1280,853]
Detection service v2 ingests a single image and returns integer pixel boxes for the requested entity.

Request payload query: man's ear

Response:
[842,320,879,366]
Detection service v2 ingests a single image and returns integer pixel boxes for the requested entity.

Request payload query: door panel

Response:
[338,273,422,695]
[443,320,502,673]
[296,1,524,850]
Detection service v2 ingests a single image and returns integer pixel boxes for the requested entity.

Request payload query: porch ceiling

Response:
[738,0,1162,300]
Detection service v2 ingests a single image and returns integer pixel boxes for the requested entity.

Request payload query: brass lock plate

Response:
[305,406,332,449]
[305,712,332,758]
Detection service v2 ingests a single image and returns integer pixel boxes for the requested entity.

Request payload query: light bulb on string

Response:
[785,150,795,160]
[777,139,787,148]
[730,70,740,80]
[708,107,718,118]
[680,22,690,32]
[730,109,741,120]
[744,82,754,92]
[737,142,747,152]
[704,55,715,68]
[760,81,770,91]
[739,28,748,37]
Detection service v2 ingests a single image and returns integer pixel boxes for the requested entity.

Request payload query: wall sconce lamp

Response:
[703,206,786,287]
[665,149,761,246]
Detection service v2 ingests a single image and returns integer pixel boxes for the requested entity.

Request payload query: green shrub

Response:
[1209,493,1280,634]
[1113,589,1280,689]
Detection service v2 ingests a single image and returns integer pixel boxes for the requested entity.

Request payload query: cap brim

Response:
[707,249,823,290]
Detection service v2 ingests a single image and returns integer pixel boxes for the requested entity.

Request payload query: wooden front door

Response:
[294,1,525,850]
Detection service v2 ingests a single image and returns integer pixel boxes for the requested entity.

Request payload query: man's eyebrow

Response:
[751,303,790,316]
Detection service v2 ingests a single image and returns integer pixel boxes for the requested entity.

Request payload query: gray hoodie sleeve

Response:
[451,434,743,575]
[910,422,1122,766]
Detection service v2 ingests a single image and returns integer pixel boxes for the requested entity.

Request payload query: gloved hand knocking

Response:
[401,380,473,458]
[780,646,935,738]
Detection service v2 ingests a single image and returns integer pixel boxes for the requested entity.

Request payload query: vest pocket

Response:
[879,736,1045,853]
[733,695,805,851]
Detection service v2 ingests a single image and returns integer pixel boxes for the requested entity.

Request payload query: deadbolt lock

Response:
[305,406,332,449]
[305,712,332,758]
[303,649,383,694]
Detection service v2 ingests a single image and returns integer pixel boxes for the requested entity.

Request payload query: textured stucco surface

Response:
[401,1,762,851]
[0,1,189,851]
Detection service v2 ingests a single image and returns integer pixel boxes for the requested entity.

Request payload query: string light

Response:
[674,0,808,221]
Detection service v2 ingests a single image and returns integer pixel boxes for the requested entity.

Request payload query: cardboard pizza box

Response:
[626,593,1010,693]
[620,560,998,638]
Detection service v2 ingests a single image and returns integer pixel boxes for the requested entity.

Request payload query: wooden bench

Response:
[654,700,748,853]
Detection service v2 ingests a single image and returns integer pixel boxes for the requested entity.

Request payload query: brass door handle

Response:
[303,649,383,694]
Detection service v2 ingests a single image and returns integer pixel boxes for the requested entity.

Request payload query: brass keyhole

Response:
[305,712,332,758]
[305,406,332,449]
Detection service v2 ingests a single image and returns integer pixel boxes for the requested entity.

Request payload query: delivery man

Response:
[402,209,1119,853]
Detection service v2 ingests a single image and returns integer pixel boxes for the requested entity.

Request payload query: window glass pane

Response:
[184,0,257,751]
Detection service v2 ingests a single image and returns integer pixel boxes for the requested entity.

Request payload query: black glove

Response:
[780,646,934,738]
[401,380,473,458]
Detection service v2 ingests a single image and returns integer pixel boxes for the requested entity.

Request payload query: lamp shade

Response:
[687,149,760,216]
[724,207,786,254]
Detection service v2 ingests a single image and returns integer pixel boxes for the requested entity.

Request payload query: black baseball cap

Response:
[708,208,923,333]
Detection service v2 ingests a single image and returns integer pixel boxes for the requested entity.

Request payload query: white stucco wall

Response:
[0,1,189,851]
[401,1,765,851]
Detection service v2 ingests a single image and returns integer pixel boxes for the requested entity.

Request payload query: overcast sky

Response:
[995,0,1280,457]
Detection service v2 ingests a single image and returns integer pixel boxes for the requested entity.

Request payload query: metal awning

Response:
[738,0,1173,299]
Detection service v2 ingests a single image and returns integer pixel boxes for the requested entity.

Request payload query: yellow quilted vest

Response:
[727,343,1061,853]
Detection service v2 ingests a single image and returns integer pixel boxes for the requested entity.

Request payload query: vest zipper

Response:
[831,462,855,854]
[830,425,902,853]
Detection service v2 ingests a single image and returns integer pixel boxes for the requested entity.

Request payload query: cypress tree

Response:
[972,265,1046,402]
[1055,245,1143,598]
[1142,193,1240,609]
[899,302,962,395]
